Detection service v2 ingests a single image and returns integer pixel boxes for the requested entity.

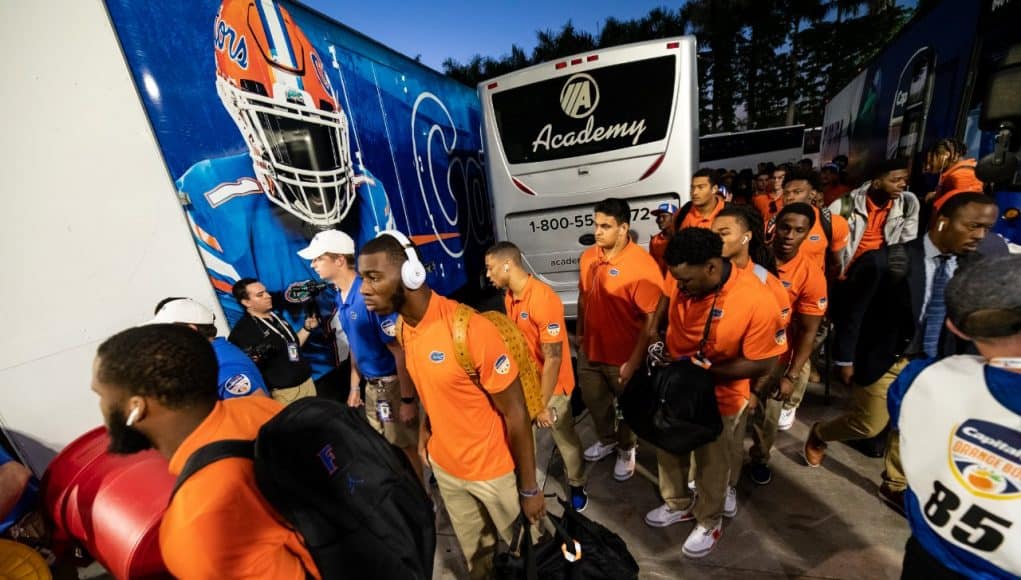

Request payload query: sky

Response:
[302,0,674,72]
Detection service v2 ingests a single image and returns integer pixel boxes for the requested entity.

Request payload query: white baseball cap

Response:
[297,229,356,259]
[148,298,215,326]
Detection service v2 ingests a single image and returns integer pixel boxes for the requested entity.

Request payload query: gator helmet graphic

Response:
[214,0,356,227]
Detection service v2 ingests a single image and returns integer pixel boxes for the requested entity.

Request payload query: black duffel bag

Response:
[619,352,723,456]
[493,497,639,580]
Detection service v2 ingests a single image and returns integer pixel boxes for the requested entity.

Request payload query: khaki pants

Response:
[539,393,586,487]
[749,361,810,464]
[815,358,909,491]
[432,463,520,580]
[364,376,419,449]
[270,376,317,405]
[577,350,636,450]
[656,404,748,528]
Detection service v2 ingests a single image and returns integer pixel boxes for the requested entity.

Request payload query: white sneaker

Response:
[584,440,617,462]
[644,502,695,527]
[724,486,737,518]
[613,446,636,481]
[682,521,723,558]
[778,407,797,431]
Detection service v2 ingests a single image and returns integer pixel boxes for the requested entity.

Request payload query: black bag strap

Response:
[170,439,255,500]
[820,206,833,243]
[695,261,729,360]
[507,514,537,580]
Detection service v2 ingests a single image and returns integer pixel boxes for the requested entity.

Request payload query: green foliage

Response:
[442,1,914,133]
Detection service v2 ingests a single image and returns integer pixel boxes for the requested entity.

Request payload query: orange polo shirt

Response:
[162,397,319,580]
[401,293,518,481]
[579,241,664,366]
[678,198,725,230]
[649,232,670,275]
[665,264,788,416]
[733,259,792,327]
[800,206,850,271]
[849,195,893,265]
[505,276,574,396]
[778,250,828,319]
[933,159,983,213]
[752,193,784,224]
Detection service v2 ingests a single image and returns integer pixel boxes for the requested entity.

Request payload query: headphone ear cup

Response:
[402,260,427,290]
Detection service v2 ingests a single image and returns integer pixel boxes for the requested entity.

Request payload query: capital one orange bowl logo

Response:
[948,419,1021,499]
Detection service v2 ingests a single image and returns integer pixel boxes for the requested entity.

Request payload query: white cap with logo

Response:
[148,298,215,326]
[297,229,356,260]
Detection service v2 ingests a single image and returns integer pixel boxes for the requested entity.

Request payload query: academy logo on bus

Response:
[948,419,1021,499]
[560,73,600,119]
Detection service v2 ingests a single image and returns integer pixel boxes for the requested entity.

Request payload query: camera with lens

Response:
[284,279,329,304]
[242,343,276,366]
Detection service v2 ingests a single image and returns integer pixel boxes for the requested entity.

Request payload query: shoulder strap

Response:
[395,315,405,347]
[674,201,693,232]
[820,206,832,242]
[451,303,480,385]
[171,439,255,501]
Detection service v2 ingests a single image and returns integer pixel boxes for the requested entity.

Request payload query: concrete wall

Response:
[0,0,226,473]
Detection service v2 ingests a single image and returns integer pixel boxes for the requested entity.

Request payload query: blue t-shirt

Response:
[212,337,269,399]
[0,446,37,534]
[336,277,398,379]
[890,359,1021,579]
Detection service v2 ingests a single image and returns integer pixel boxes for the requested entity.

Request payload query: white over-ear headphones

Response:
[377,230,427,290]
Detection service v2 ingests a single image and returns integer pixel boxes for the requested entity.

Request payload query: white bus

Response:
[479,37,698,317]
[698,125,814,172]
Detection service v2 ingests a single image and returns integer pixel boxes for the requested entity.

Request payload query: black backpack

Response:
[171,398,435,580]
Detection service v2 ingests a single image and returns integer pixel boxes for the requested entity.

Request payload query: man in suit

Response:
[803,192,1005,510]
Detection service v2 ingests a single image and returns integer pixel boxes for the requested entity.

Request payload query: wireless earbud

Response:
[937,220,946,232]
[741,236,750,245]
[126,406,141,427]
[503,264,510,273]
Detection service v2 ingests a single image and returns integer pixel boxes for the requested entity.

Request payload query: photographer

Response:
[228,278,319,404]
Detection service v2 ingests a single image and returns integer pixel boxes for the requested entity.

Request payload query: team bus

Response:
[479,37,698,317]
[698,125,819,171]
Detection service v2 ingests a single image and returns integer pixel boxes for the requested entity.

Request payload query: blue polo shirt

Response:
[212,337,269,399]
[337,277,398,379]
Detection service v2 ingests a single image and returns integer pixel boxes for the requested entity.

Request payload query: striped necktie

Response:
[922,255,951,358]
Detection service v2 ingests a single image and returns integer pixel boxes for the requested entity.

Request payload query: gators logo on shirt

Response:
[809,234,821,241]
[774,329,787,345]
[948,419,1021,499]
[224,374,252,396]
[494,354,512,375]
[380,318,396,337]
[520,312,529,320]
[546,323,561,337]
[781,280,793,289]
[711,308,724,320]
[430,351,445,363]
[608,268,620,277]
[818,297,828,309]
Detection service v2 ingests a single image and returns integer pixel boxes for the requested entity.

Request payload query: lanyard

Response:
[255,313,297,344]
[988,357,1021,371]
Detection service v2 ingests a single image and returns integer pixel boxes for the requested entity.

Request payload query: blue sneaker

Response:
[570,485,589,512]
